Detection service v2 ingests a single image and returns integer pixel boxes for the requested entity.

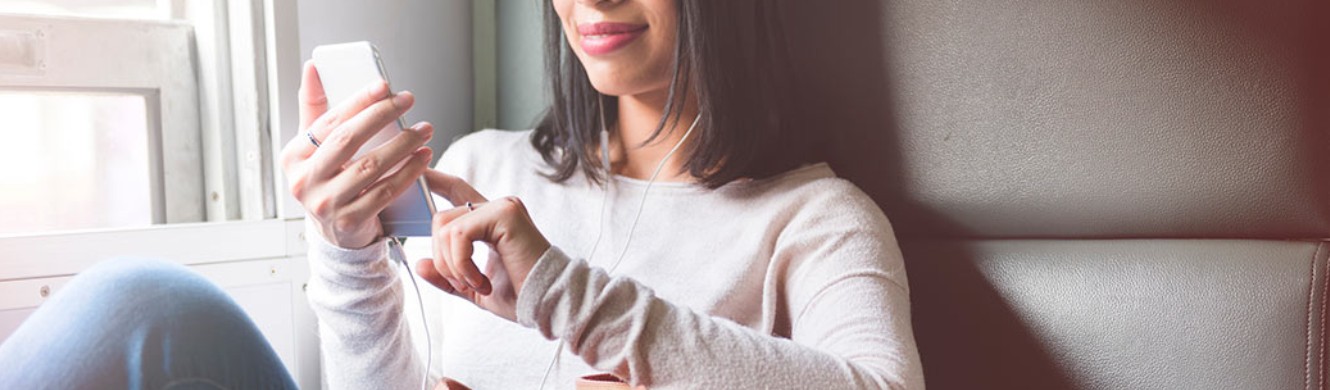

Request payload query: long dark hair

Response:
[531,0,817,188]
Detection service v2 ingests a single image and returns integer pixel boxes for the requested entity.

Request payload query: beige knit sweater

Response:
[305,130,924,389]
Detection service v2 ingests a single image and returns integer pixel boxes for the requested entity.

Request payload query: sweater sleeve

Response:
[515,230,925,389]
[304,220,429,390]
[302,130,490,389]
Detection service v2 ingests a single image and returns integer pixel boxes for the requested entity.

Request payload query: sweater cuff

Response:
[304,219,388,265]
[516,245,572,330]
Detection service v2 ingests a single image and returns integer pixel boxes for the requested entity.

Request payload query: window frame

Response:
[0,0,305,268]
[0,13,203,224]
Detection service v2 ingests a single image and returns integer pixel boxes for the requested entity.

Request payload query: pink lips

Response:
[578,22,648,56]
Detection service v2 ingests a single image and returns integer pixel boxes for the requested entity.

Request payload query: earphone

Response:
[387,237,433,390]
[390,96,702,390]
[535,96,702,389]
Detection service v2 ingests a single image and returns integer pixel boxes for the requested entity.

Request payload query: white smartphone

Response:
[312,41,436,237]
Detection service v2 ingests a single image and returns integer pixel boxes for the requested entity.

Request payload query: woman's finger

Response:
[282,61,331,171]
[424,169,487,206]
[428,202,478,293]
[437,204,508,296]
[299,60,328,130]
[326,122,434,205]
[307,91,415,179]
[447,216,492,295]
[297,80,391,164]
[432,205,476,293]
[340,147,432,223]
[415,258,456,295]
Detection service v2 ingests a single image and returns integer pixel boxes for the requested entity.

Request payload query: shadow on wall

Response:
[782,0,1330,387]
[778,0,1075,387]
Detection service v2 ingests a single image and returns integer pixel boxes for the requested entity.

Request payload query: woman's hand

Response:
[280,61,435,249]
[415,170,551,322]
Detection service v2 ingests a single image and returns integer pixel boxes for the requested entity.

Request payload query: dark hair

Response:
[531,0,817,188]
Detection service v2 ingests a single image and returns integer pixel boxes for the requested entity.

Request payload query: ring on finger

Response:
[306,131,322,148]
[465,201,474,211]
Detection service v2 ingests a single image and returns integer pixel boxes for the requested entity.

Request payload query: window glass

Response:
[0,0,164,20]
[0,91,153,235]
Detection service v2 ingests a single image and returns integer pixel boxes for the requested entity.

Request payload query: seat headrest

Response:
[788,0,1330,239]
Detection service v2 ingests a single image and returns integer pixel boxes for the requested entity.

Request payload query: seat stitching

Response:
[1307,243,1323,390]
[1314,242,1324,388]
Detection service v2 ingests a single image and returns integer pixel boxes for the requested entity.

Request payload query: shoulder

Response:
[738,163,893,237]
[749,164,904,279]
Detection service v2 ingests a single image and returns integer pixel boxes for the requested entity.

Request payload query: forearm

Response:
[516,247,923,389]
[305,224,427,390]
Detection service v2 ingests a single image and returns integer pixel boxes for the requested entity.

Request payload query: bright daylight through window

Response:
[0,92,153,234]
[0,0,275,235]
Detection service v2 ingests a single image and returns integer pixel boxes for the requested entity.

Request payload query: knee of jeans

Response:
[62,258,237,320]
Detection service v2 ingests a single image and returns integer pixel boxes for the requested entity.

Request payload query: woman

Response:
[0,0,922,388]
[291,0,921,387]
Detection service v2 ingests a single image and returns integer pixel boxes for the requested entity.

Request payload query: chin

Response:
[584,65,671,98]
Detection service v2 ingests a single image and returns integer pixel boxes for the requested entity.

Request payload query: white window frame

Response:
[0,0,315,387]
[0,13,203,224]
[0,1,304,254]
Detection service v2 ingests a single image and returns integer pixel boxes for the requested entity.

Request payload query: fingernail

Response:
[415,123,434,139]
[371,81,389,97]
[393,91,413,108]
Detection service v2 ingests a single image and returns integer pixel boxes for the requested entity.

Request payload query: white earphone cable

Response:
[535,113,702,389]
[388,238,433,390]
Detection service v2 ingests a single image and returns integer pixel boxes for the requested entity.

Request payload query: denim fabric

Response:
[0,258,296,390]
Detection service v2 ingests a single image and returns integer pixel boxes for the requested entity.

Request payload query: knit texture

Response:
[305,130,925,389]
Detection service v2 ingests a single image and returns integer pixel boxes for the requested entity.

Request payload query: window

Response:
[0,0,282,235]
[0,0,164,20]
[0,92,154,234]
[0,0,313,385]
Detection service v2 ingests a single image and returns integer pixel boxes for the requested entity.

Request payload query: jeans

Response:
[0,258,296,390]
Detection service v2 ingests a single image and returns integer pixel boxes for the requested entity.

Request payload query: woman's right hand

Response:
[280,61,436,249]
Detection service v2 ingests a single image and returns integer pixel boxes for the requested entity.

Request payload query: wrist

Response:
[304,219,388,263]
[316,221,379,250]
[515,245,569,329]
[511,241,551,294]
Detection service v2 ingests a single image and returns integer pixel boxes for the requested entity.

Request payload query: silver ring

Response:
[465,201,474,211]
[306,131,321,148]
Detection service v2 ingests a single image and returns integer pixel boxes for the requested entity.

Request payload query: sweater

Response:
[304,129,925,389]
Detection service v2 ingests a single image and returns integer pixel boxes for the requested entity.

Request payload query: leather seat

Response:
[784,0,1330,388]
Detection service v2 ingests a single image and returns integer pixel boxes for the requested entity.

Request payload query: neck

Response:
[608,89,699,182]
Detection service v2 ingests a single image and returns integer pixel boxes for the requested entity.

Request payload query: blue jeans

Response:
[0,258,296,389]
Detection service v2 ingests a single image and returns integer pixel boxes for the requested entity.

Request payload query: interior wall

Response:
[495,0,548,130]
[296,0,473,155]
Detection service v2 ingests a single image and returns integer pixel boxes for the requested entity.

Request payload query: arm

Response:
[280,61,443,389]
[305,226,429,390]
[417,175,924,389]
[516,239,922,389]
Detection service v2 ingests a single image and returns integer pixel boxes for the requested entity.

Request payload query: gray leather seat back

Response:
[784,0,1330,388]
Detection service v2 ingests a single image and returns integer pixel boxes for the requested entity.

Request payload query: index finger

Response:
[425,169,487,206]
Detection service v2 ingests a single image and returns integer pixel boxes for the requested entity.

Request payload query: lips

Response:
[577,22,648,56]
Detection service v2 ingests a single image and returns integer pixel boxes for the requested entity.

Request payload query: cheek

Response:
[551,0,571,18]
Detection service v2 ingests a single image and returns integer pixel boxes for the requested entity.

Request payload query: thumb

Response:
[299,60,329,130]
[415,258,458,296]
[424,169,487,206]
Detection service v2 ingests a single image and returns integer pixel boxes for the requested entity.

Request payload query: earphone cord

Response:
[388,238,433,390]
[535,113,703,389]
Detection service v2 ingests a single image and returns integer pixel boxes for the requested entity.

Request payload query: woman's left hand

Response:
[415,169,551,322]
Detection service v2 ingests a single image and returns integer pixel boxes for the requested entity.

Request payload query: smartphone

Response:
[312,41,436,237]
